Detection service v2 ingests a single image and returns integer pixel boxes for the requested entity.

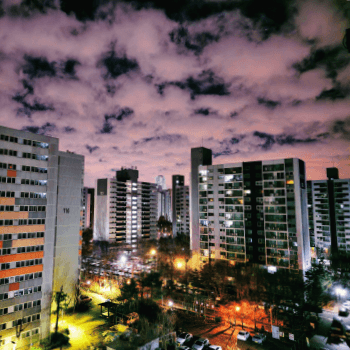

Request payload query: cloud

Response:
[86,145,100,153]
[0,0,349,187]
[99,47,139,80]
[22,122,56,135]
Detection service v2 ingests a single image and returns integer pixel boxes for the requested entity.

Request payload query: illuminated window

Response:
[286,180,294,185]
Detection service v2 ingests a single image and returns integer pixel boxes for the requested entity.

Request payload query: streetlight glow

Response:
[177,261,183,269]
[335,287,346,297]
[236,306,240,312]
[150,249,156,255]
[168,300,174,307]
[87,280,91,285]
[120,256,127,264]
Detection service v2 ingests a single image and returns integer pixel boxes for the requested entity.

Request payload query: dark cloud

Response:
[257,97,281,109]
[159,70,230,99]
[22,122,56,135]
[64,126,76,133]
[23,55,56,79]
[60,0,98,21]
[62,59,80,77]
[99,107,134,134]
[6,0,56,17]
[86,145,99,153]
[193,108,217,116]
[213,149,239,158]
[332,119,350,139]
[13,85,54,118]
[316,85,349,101]
[169,26,219,54]
[99,48,139,80]
[293,47,350,80]
[254,131,319,150]
[134,133,185,145]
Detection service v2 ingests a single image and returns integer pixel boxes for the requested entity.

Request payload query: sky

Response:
[0,0,350,187]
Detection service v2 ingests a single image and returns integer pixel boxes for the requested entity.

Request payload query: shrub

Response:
[51,332,69,348]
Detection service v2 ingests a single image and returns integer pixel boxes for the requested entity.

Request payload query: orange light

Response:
[286,180,294,185]
[236,306,240,312]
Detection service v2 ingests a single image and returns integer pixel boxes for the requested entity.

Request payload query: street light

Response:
[235,306,240,326]
[120,256,127,265]
[150,249,156,256]
[177,261,183,269]
[335,287,346,301]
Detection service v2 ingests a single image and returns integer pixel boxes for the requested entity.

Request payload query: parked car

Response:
[191,338,209,350]
[339,307,349,317]
[179,346,191,350]
[237,331,250,341]
[342,301,350,309]
[78,295,92,304]
[208,345,222,350]
[177,332,193,345]
[252,334,266,344]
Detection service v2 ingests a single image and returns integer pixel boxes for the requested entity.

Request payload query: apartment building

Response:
[81,187,94,229]
[172,175,189,238]
[307,167,350,259]
[190,147,212,252]
[0,126,84,349]
[196,158,311,272]
[94,168,158,252]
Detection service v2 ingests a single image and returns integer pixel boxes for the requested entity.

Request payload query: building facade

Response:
[307,168,350,259]
[196,158,311,272]
[81,187,94,229]
[190,147,212,252]
[94,168,158,252]
[0,126,83,349]
[172,175,189,238]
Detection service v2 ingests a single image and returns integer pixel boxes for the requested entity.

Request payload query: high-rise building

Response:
[155,175,166,190]
[195,158,311,272]
[172,175,189,238]
[94,168,158,252]
[81,187,94,229]
[164,189,172,222]
[307,168,350,259]
[0,126,84,349]
[190,147,212,251]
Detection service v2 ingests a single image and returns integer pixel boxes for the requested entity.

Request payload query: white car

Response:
[176,332,193,345]
[343,301,350,309]
[237,331,250,341]
[252,334,266,344]
[191,338,209,350]
[208,346,222,350]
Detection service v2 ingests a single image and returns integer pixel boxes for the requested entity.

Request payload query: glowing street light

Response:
[335,287,346,300]
[236,306,240,312]
[87,280,91,285]
[177,261,183,269]
[168,300,174,308]
[150,249,156,256]
[120,256,127,264]
[127,279,131,285]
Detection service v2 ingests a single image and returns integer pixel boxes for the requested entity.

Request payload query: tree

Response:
[54,286,68,336]
[143,272,162,299]
[158,216,172,236]
[304,261,332,316]
[118,279,139,302]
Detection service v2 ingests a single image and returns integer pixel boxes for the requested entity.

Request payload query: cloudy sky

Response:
[0,0,349,187]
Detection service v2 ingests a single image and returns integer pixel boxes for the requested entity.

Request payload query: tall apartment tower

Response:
[0,126,84,349]
[307,167,350,259]
[190,147,212,251]
[94,168,158,252]
[196,158,311,272]
[172,175,189,238]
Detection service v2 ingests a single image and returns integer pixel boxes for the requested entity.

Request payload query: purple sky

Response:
[0,0,349,187]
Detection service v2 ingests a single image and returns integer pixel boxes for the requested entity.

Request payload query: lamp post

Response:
[235,306,240,327]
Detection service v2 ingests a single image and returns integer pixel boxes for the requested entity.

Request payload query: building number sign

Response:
[63,208,70,214]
